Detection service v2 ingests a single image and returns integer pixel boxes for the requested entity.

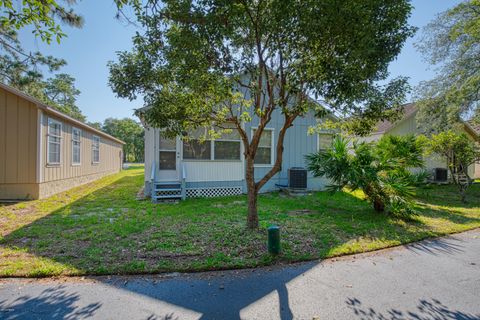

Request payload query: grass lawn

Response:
[0,164,479,277]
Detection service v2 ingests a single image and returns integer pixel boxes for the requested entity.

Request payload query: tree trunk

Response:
[460,183,468,203]
[245,156,259,229]
[373,197,385,212]
[247,185,259,229]
[448,163,469,203]
[364,184,385,212]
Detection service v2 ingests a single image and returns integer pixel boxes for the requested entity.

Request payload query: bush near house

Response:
[0,165,479,277]
[307,135,426,218]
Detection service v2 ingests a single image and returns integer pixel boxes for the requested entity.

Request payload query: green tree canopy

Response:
[0,1,86,121]
[0,0,83,88]
[38,73,85,122]
[102,118,144,162]
[415,0,480,132]
[110,0,415,228]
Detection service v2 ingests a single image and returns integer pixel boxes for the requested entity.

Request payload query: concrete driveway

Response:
[0,229,479,320]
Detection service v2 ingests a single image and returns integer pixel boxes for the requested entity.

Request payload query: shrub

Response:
[306,135,426,218]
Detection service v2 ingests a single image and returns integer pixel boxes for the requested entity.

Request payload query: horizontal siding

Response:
[0,87,38,184]
[183,161,243,182]
[41,112,123,183]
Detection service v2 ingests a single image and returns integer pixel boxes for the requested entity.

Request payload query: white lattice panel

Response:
[186,187,243,198]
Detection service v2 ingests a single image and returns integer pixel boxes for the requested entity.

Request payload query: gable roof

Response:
[373,103,417,134]
[0,82,125,145]
[468,120,480,135]
[371,102,479,141]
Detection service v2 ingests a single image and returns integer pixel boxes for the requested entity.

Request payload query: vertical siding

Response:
[41,113,123,183]
[389,113,418,136]
[362,113,480,177]
[0,88,38,184]
[0,88,5,182]
[234,73,325,191]
[144,127,154,182]
[245,107,322,191]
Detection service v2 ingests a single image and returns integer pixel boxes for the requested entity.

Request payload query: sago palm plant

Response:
[306,135,426,218]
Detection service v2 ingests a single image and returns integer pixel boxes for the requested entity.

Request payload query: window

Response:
[182,124,241,161]
[183,141,211,160]
[318,133,333,151]
[47,118,62,165]
[92,135,100,163]
[214,124,241,160]
[159,137,177,170]
[253,128,273,165]
[72,127,81,165]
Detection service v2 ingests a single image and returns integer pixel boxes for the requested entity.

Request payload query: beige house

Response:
[469,122,480,179]
[361,103,479,181]
[0,83,125,200]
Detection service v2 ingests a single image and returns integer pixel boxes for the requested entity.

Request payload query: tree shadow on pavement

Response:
[346,297,480,320]
[0,286,101,320]
[405,236,465,256]
[102,262,314,320]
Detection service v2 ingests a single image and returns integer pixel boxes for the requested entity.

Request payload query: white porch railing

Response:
[150,160,156,182]
[181,162,186,200]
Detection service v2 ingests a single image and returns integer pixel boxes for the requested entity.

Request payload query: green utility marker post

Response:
[267,225,281,255]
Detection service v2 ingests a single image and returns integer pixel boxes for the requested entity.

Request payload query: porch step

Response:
[154,187,181,192]
[152,181,183,201]
[154,182,181,187]
[153,194,181,199]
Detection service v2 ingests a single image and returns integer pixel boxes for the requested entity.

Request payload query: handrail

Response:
[150,160,156,182]
[182,162,187,180]
[181,163,187,200]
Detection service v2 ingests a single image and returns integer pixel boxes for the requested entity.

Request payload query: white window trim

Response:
[317,132,334,152]
[71,127,81,166]
[251,127,275,167]
[181,128,242,162]
[158,135,178,170]
[92,135,100,164]
[47,118,62,166]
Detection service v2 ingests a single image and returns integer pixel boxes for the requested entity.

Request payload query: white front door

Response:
[157,135,180,181]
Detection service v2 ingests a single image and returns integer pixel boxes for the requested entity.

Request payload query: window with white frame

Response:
[253,128,273,165]
[72,127,81,165]
[214,123,241,160]
[318,133,334,151]
[182,124,241,161]
[92,135,100,163]
[47,118,62,165]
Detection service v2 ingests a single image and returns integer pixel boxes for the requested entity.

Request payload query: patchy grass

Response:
[0,164,479,277]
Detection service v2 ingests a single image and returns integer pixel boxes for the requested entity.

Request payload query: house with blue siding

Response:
[142,77,336,201]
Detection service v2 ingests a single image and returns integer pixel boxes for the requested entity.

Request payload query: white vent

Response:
[186,187,243,198]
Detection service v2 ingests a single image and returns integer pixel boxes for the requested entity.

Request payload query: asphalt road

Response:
[1,229,479,320]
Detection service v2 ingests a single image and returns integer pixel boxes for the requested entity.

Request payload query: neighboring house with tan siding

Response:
[469,121,480,179]
[0,83,125,200]
[360,103,479,181]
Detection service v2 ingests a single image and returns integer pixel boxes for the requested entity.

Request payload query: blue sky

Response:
[19,0,461,123]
